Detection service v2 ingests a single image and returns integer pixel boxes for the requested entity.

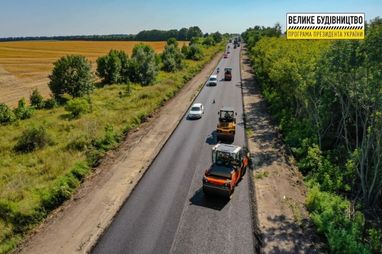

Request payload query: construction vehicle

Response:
[224,68,232,81]
[216,107,236,142]
[203,144,250,198]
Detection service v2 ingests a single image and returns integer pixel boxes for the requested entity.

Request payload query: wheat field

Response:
[0,41,182,106]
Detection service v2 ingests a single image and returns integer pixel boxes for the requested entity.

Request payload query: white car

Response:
[207,75,218,86]
[188,103,204,119]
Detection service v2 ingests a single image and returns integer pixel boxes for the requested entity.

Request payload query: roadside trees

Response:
[48,55,94,101]
[97,50,129,84]
[161,39,184,72]
[128,44,159,85]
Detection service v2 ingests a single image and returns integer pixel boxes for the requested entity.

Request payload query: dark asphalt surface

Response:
[92,44,255,254]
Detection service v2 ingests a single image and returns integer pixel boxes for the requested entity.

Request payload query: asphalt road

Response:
[92,44,255,254]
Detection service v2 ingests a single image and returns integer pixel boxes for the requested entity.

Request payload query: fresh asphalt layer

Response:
[92,45,255,254]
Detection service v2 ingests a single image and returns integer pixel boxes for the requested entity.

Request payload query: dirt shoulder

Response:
[15,52,223,254]
[241,47,324,253]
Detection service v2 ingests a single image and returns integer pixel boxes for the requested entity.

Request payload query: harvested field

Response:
[0,41,185,106]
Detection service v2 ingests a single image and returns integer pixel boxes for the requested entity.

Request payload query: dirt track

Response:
[15,52,223,254]
[241,47,324,253]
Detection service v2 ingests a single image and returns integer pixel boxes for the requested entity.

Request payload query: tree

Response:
[167,37,178,47]
[128,44,159,85]
[187,26,203,39]
[190,37,203,45]
[241,24,282,49]
[30,89,44,109]
[97,50,129,84]
[212,32,223,43]
[97,51,121,84]
[178,28,189,40]
[48,55,94,101]
[161,43,184,72]
[203,36,215,46]
[185,44,204,60]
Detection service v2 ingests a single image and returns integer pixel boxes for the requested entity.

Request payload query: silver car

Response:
[188,103,204,119]
[207,75,218,86]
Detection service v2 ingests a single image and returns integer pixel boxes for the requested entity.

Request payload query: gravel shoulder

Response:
[241,46,324,254]
[15,52,222,254]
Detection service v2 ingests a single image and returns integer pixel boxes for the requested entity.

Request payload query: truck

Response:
[203,144,250,198]
[216,107,236,142]
[224,67,232,81]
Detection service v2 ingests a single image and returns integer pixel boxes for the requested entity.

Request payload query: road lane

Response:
[92,44,254,254]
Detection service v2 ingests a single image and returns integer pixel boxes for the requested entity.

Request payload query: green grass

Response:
[0,42,225,253]
[255,171,269,179]
[245,127,254,138]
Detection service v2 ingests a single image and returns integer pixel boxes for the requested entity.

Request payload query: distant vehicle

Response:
[203,144,250,198]
[216,106,236,142]
[227,51,230,54]
[207,75,218,86]
[224,53,228,58]
[188,103,204,119]
[224,68,232,81]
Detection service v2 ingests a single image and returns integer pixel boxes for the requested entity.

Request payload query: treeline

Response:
[243,21,382,253]
[0,26,223,42]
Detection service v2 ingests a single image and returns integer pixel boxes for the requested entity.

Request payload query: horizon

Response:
[0,0,381,37]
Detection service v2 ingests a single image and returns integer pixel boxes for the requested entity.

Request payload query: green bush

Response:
[91,125,120,152]
[368,228,382,253]
[48,55,94,100]
[128,44,159,85]
[0,103,16,125]
[14,98,33,120]
[64,97,91,119]
[29,89,44,109]
[307,186,372,254]
[43,98,58,109]
[14,126,53,153]
[66,136,91,151]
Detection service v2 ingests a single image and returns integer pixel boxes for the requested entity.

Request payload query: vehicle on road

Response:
[188,103,204,119]
[203,144,250,198]
[224,68,232,81]
[223,53,228,58]
[207,75,218,86]
[216,106,236,142]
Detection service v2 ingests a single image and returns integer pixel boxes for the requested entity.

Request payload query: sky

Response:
[0,0,381,37]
